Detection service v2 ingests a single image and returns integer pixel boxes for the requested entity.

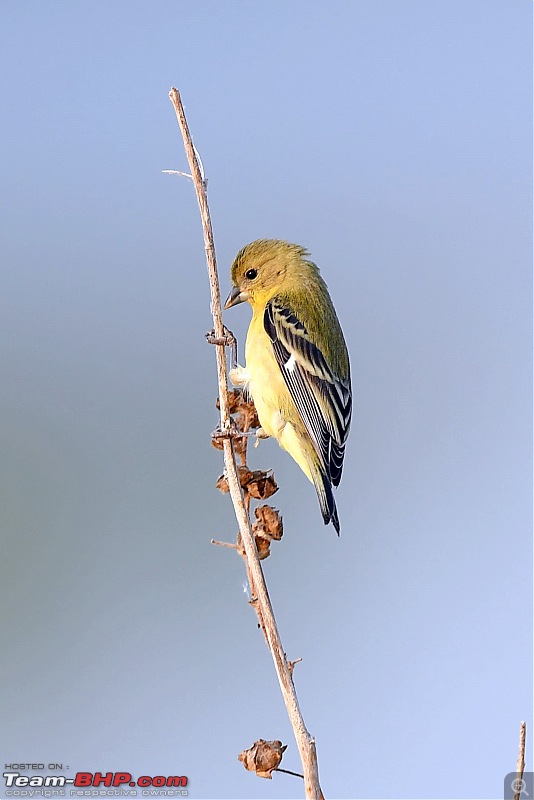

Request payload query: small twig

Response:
[162,169,193,179]
[206,326,238,369]
[211,539,238,550]
[168,87,324,800]
[275,767,305,780]
[211,426,241,441]
[513,722,527,800]
[288,657,303,676]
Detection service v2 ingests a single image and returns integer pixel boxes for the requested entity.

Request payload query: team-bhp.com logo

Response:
[3,770,188,797]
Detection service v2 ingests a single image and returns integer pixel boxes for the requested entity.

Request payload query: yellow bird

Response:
[224,239,351,533]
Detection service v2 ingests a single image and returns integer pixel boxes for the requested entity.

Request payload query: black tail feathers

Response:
[314,469,340,535]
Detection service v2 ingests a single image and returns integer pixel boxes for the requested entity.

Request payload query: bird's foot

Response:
[206,326,237,369]
[211,422,243,443]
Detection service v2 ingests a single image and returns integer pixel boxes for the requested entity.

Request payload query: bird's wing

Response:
[264,300,351,485]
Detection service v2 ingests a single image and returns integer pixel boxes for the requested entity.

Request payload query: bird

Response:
[224,239,351,533]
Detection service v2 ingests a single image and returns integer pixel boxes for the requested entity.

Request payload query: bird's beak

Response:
[224,286,247,309]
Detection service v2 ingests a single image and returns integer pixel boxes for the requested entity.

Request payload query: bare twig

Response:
[211,539,238,550]
[276,767,305,779]
[168,87,324,800]
[513,722,526,800]
[162,169,193,180]
[288,657,303,676]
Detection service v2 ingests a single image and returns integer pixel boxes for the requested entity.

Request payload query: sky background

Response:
[0,2,531,799]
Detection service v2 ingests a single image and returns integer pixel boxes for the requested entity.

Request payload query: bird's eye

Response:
[245,268,258,280]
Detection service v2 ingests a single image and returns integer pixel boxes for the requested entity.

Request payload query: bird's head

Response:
[224,239,314,309]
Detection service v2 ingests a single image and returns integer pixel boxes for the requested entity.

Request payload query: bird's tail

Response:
[312,468,340,535]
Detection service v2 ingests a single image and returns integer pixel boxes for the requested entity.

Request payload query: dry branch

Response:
[513,722,527,800]
[168,87,324,800]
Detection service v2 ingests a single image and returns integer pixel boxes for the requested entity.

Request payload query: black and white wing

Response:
[264,300,352,488]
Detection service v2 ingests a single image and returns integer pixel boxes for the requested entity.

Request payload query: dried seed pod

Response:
[216,390,261,430]
[237,526,275,560]
[238,739,287,779]
[218,389,241,415]
[246,470,278,500]
[254,535,272,560]
[239,398,261,430]
[215,465,257,494]
[237,465,254,488]
[215,473,229,493]
[253,505,283,541]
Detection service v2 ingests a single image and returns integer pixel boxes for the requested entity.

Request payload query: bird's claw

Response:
[211,423,243,442]
[206,326,238,368]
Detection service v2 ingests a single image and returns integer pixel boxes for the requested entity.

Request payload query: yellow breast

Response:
[245,311,289,439]
[244,310,314,483]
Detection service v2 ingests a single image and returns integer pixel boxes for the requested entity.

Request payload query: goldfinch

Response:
[224,239,351,533]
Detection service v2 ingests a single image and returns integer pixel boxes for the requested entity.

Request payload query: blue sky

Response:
[0,2,531,799]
